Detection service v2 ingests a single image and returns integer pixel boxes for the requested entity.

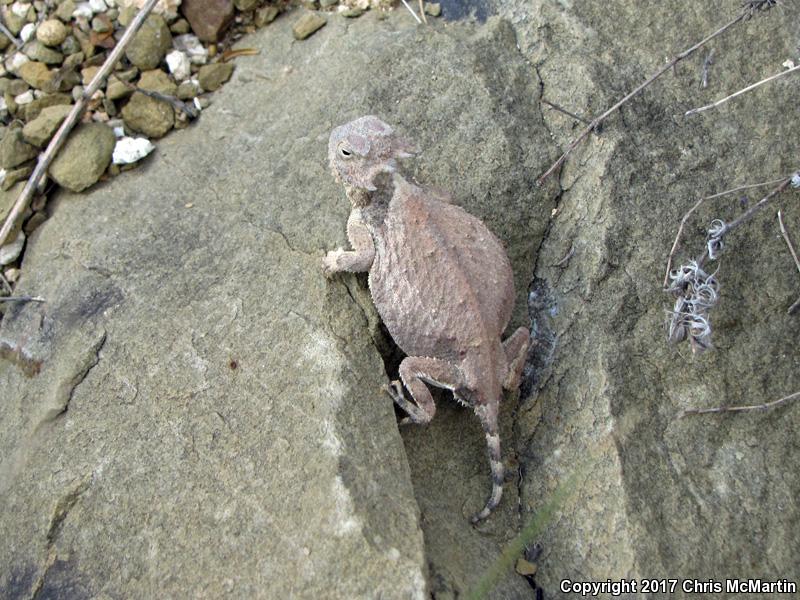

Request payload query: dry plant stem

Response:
[541,100,592,125]
[0,0,161,249]
[700,49,714,88]
[778,210,800,315]
[0,272,11,294]
[686,63,800,116]
[537,10,750,186]
[704,177,793,244]
[663,176,789,287]
[0,19,22,49]
[400,0,422,24]
[681,390,800,417]
[0,296,45,303]
[417,0,428,24]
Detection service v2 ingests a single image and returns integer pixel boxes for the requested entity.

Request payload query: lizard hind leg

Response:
[471,404,504,523]
[502,326,530,392]
[384,356,464,426]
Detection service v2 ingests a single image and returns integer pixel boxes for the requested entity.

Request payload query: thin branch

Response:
[700,49,714,88]
[0,271,12,294]
[663,176,789,287]
[680,390,800,417]
[537,3,772,186]
[0,295,45,303]
[686,63,800,116]
[400,0,422,24]
[541,100,592,125]
[124,83,200,118]
[0,0,161,249]
[0,18,22,49]
[551,243,575,267]
[778,210,800,315]
[706,177,793,242]
[417,0,428,24]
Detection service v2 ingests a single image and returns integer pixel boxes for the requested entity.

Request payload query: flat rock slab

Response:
[0,9,557,599]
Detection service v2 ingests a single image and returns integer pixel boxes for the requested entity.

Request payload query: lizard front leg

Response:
[323,209,375,277]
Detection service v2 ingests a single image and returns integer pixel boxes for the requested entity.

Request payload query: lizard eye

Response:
[338,142,354,159]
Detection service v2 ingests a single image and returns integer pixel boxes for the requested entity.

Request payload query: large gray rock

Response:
[485,0,800,597]
[0,10,559,599]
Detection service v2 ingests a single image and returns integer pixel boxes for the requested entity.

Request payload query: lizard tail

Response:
[471,407,504,523]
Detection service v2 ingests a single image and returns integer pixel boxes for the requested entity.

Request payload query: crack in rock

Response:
[39,331,107,426]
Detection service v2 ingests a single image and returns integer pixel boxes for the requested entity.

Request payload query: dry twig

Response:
[417,0,428,24]
[663,176,788,287]
[686,63,800,116]
[0,18,22,49]
[537,2,777,186]
[400,0,423,24]
[700,49,715,88]
[0,296,45,303]
[698,176,794,262]
[0,0,161,249]
[665,172,796,352]
[541,100,592,125]
[778,210,800,314]
[680,390,800,417]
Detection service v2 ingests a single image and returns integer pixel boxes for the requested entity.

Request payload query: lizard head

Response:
[328,116,417,192]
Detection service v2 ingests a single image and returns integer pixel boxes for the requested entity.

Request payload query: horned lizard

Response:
[323,116,529,522]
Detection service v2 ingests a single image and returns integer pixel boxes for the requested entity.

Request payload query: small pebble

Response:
[14,90,34,105]
[36,19,68,47]
[55,0,77,22]
[20,23,37,43]
[7,52,31,74]
[60,36,81,55]
[0,231,25,266]
[10,2,30,19]
[170,19,191,35]
[292,12,326,41]
[173,34,208,65]
[73,2,94,19]
[166,50,191,82]
[4,267,20,283]
[254,5,279,27]
[514,558,537,576]
[424,2,441,17]
[89,0,107,13]
[111,137,155,165]
[92,16,112,33]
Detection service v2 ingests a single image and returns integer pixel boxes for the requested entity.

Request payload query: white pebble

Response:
[10,2,30,18]
[3,267,20,283]
[89,0,107,13]
[0,231,26,266]
[166,50,191,81]
[20,23,37,43]
[0,97,7,117]
[6,52,30,74]
[173,34,208,65]
[72,2,94,18]
[14,90,34,105]
[112,136,155,165]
